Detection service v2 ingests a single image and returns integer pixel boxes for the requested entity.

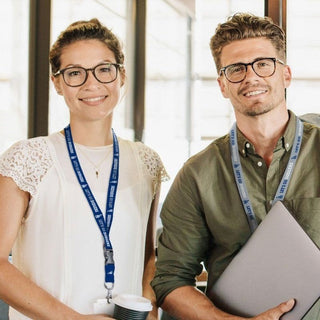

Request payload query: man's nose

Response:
[244,64,259,81]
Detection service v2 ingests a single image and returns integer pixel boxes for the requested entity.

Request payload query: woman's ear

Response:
[120,69,126,87]
[51,75,63,95]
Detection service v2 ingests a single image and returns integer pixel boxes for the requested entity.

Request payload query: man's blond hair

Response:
[210,13,286,73]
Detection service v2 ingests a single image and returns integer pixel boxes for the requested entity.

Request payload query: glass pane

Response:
[145,0,265,201]
[286,0,320,116]
[49,0,129,137]
[0,0,29,153]
[145,0,189,199]
[194,0,264,146]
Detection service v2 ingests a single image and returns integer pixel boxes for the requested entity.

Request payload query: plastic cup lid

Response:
[113,294,153,312]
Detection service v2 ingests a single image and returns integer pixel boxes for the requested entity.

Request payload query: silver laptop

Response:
[208,201,320,319]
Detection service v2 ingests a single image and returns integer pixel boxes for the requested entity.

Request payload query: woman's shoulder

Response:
[0,135,51,159]
[124,139,161,161]
[121,138,167,171]
[0,135,52,161]
[119,138,169,189]
[0,135,54,196]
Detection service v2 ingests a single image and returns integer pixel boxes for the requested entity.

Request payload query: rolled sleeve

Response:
[151,164,212,306]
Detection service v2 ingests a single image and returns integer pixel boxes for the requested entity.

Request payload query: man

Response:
[152,13,320,320]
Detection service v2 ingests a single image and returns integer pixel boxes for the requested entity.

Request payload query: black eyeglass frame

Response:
[53,62,124,87]
[219,57,285,83]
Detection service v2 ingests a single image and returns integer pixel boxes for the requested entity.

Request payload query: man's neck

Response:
[236,109,289,167]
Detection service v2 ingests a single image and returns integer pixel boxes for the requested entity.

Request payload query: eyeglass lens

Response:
[63,64,118,86]
[225,58,275,83]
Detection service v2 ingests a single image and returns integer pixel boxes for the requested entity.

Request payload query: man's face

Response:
[217,38,292,118]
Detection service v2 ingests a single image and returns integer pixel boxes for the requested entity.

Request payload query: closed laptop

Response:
[208,201,320,319]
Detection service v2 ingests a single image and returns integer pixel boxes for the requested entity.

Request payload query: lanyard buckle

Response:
[104,247,114,264]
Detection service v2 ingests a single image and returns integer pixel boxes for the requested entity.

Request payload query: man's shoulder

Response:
[184,133,230,170]
[299,113,320,127]
[299,114,320,139]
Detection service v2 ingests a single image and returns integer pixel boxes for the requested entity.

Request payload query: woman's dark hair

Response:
[49,18,124,74]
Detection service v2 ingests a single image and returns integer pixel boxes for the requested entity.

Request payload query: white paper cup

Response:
[113,294,152,320]
[93,298,114,315]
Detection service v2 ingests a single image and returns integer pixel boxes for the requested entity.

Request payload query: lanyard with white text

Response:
[230,118,303,233]
[64,124,119,302]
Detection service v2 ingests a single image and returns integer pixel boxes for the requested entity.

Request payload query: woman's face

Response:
[51,39,124,123]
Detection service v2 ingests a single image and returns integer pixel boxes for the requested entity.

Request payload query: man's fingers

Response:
[271,299,296,318]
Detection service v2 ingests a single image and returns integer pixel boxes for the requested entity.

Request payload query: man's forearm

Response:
[161,286,239,320]
[161,285,296,320]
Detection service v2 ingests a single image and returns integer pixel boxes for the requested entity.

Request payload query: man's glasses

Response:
[53,63,123,87]
[219,57,285,83]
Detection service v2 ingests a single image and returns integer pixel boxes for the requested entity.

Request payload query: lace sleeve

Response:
[137,143,169,197]
[0,137,53,197]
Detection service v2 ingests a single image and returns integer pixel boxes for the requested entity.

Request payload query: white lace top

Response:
[0,132,168,319]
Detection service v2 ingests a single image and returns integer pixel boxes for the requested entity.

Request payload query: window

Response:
[145,0,190,194]
[145,0,265,201]
[0,0,29,153]
[49,0,130,137]
[194,0,265,145]
[286,0,320,116]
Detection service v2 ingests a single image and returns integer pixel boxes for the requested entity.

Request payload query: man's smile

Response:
[243,90,267,97]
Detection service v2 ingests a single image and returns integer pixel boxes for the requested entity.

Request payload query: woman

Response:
[0,18,167,319]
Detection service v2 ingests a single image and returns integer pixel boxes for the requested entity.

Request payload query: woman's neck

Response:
[65,119,114,147]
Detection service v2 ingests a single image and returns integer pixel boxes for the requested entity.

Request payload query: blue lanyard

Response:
[230,118,303,233]
[64,124,119,302]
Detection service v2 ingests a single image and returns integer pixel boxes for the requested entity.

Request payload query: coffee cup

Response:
[113,293,152,320]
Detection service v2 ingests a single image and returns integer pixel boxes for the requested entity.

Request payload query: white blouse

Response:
[0,132,168,319]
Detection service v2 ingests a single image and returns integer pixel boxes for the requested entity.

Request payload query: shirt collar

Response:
[236,110,297,157]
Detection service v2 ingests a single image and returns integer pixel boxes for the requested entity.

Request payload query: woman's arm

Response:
[143,190,160,320]
[0,175,113,320]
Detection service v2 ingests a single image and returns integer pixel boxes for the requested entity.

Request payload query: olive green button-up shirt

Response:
[152,111,320,319]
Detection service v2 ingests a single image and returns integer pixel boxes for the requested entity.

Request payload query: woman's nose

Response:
[83,70,101,87]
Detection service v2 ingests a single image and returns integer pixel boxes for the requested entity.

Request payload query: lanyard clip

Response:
[104,246,115,303]
[105,282,114,303]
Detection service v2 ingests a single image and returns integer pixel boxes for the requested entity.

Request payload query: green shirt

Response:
[152,111,320,319]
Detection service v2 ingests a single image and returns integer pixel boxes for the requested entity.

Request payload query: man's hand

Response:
[252,299,296,320]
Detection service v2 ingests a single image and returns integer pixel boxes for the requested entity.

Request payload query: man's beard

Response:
[244,104,273,117]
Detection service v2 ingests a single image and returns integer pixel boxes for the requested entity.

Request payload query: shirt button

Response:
[257,161,263,167]
[246,143,250,148]
[242,149,246,154]
[285,143,290,149]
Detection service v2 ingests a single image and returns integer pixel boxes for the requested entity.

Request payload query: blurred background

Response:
[0,0,319,317]
[1,0,319,203]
